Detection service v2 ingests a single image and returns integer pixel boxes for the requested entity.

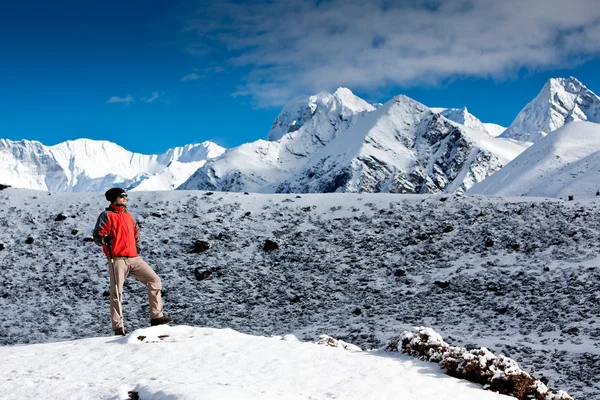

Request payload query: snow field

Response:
[0,325,511,400]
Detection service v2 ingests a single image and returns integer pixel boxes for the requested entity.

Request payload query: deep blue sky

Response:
[1,0,600,154]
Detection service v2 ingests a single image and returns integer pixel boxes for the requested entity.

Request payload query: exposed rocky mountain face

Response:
[0,139,224,192]
[273,96,526,194]
[181,91,526,194]
[179,88,377,192]
[500,77,600,142]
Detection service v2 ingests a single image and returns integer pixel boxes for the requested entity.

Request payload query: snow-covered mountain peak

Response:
[430,107,505,137]
[266,88,375,142]
[500,77,600,142]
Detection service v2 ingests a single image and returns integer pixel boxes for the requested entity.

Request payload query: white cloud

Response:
[182,0,600,106]
[107,95,135,104]
[181,72,202,81]
[181,67,225,82]
[141,92,163,103]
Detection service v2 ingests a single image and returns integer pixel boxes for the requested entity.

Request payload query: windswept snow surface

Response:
[469,121,600,197]
[0,189,598,398]
[0,325,510,400]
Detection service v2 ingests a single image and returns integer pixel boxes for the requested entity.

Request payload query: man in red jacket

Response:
[93,187,172,335]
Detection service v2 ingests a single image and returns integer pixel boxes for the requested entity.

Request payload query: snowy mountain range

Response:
[2,77,599,195]
[180,91,526,194]
[0,139,225,192]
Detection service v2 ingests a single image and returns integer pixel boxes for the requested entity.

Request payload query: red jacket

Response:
[93,205,140,257]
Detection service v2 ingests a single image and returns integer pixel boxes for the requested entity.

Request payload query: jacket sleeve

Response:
[93,211,111,246]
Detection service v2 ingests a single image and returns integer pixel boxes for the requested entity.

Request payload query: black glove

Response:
[103,236,113,245]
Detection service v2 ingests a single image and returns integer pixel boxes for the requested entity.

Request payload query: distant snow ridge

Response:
[500,77,600,142]
[0,139,224,192]
[469,121,600,198]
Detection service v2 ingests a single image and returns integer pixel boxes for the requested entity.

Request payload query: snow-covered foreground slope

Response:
[0,139,225,192]
[0,325,510,400]
[469,121,600,197]
[0,188,598,398]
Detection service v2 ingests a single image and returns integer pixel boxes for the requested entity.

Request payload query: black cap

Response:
[105,187,126,203]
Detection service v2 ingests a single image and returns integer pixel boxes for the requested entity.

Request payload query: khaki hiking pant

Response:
[108,256,164,330]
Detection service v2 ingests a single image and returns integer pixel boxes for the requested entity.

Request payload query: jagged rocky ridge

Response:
[1,188,599,399]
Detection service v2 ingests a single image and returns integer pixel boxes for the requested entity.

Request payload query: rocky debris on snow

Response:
[388,327,573,400]
[290,294,302,304]
[0,243,5,251]
[2,192,600,398]
[25,236,34,244]
[54,213,68,222]
[316,334,362,352]
[83,237,94,242]
[0,184,10,190]
[394,268,406,277]
[190,240,210,254]
[263,239,279,252]
[71,229,79,235]
[128,391,140,400]
[194,268,212,281]
[433,281,450,289]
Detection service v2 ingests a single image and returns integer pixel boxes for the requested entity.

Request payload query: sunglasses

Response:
[119,194,128,199]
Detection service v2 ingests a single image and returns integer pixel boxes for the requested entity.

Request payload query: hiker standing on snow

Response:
[93,188,172,335]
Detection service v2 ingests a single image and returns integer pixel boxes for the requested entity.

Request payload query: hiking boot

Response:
[150,316,173,326]
[114,327,126,336]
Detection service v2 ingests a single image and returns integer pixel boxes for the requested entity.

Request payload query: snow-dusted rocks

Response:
[469,121,600,197]
[0,139,224,192]
[500,77,600,142]
[391,326,573,400]
[0,189,596,398]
